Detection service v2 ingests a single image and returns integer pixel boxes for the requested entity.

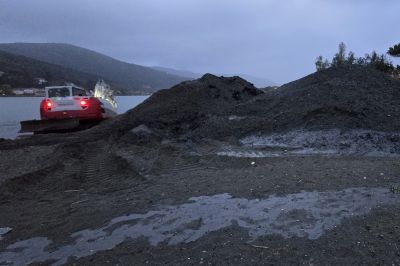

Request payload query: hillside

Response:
[152,66,277,87]
[0,43,189,94]
[152,66,201,80]
[0,50,100,91]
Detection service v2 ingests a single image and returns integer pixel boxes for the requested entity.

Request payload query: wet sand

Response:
[1,137,400,265]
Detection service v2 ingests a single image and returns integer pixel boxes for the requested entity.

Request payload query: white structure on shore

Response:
[35,78,48,85]
[94,80,117,109]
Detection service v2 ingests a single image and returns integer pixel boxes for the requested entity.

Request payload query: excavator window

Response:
[48,87,71,98]
[72,87,87,96]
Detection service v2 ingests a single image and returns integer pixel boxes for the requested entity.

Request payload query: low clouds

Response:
[0,0,399,84]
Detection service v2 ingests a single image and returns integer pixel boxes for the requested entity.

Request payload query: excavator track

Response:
[19,119,100,134]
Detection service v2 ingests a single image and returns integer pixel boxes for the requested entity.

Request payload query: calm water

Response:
[0,96,149,139]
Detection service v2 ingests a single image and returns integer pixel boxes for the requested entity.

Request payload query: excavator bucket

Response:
[20,118,81,134]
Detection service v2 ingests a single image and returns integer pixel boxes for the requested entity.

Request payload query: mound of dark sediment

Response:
[103,74,263,140]
[105,66,400,143]
[236,65,400,133]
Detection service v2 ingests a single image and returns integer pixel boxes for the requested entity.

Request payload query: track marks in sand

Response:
[154,155,205,175]
[0,145,56,185]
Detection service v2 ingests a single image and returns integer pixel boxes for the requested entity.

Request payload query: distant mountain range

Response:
[0,42,276,95]
[152,66,277,88]
[0,43,188,94]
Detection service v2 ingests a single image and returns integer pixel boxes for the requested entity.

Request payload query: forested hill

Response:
[0,50,102,92]
[0,43,189,94]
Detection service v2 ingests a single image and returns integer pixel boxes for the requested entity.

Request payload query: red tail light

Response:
[80,100,89,109]
[43,99,53,111]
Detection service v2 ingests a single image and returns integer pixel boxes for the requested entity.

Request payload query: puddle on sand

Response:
[1,187,399,265]
[227,129,400,157]
[217,148,337,158]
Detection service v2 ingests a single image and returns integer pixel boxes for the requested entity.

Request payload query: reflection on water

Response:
[0,96,149,139]
[1,187,399,265]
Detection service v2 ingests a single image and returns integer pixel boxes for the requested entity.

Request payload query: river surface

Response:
[0,96,149,139]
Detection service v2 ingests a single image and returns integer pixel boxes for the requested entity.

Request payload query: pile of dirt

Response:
[237,65,400,133]
[97,74,263,141]
[104,65,400,144]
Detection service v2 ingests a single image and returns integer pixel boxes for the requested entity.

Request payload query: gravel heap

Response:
[107,65,400,143]
[105,74,263,141]
[236,65,400,133]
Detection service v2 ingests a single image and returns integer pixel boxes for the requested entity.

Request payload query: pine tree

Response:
[347,51,355,65]
[388,43,400,57]
[315,56,330,71]
[332,42,347,67]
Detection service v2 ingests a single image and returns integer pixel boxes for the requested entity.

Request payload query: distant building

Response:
[13,88,43,95]
[23,88,35,94]
[13,89,25,95]
[35,78,47,85]
[0,71,4,77]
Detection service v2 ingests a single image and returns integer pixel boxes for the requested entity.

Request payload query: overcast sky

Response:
[0,0,399,84]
